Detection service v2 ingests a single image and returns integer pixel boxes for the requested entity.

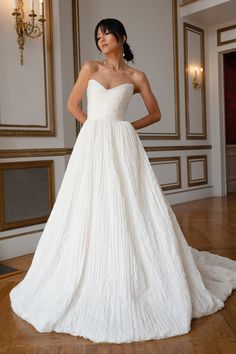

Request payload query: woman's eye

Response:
[97,32,110,40]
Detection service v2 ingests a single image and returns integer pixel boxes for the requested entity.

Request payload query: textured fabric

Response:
[10,79,236,344]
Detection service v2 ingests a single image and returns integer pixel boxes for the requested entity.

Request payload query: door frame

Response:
[218,49,236,196]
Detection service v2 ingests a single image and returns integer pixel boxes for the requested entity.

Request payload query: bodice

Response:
[86,79,134,121]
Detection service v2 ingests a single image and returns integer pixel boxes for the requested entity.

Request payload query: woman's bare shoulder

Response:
[80,60,100,70]
[127,66,149,91]
[78,60,102,79]
[80,60,104,70]
[132,68,148,82]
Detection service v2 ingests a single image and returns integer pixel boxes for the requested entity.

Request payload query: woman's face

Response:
[96,26,123,54]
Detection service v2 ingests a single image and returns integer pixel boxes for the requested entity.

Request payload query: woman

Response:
[67,19,161,130]
[10,18,236,344]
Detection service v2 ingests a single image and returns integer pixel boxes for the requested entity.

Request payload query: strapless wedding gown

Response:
[10,79,236,344]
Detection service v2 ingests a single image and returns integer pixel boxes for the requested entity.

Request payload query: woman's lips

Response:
[102,44,108,48]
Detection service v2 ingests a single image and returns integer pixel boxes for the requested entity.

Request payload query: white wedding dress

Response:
[10,79,236,344]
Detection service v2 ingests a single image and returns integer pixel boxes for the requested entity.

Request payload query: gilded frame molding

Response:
[0,144,211,159]
[179,0,199,6]
[0,0,55,137]
[0,160,55,231]
[149,156,181,191]
[71,0,180,140]
[217,24,236,46]
[187,154,208,186]
[184,22,207,140]
[71,0,82,136]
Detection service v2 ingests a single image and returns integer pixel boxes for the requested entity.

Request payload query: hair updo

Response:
[94,18,135,63]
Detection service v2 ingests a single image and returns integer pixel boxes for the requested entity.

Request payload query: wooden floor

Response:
[1,193,236,354]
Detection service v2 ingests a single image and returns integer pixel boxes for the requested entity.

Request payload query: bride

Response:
[67,19,161,129]
[9,18,236,344]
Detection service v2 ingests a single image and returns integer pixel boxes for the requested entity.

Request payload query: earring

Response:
[123,52,125,57]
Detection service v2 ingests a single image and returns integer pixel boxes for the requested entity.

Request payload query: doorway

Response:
[222,50,236,194]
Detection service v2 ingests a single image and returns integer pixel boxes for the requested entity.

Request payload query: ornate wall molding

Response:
[0,160,55,231]
[0,0,55,136]
[71,0,181,140]
[184,22,207,139]
[149,156,181,190]
[217,24,236,46]
[187,154,208,186]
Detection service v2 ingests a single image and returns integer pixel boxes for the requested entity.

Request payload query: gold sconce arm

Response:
[12,0,46,65]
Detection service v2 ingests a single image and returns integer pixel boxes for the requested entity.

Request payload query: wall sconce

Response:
[12,0,46,65]
[192,66,204,89]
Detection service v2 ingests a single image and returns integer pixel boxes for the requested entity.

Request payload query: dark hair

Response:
[94,18,134,63]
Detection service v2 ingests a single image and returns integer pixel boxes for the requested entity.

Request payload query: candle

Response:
[31,0,34,11]
[13,0,17,8]
[39,0,43,16]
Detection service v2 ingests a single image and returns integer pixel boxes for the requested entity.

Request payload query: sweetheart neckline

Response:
[88,79,134,91]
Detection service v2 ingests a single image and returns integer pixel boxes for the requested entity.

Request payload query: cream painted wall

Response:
[179,0,236,197]
[79,0,177,138]
[2,0,234,260]
[0,0,76,148]
[79,0,214,206]
[0,0,77,260]
[207,19,236,196]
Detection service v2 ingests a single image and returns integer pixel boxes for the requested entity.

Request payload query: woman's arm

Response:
[130,72,161,130]
[66,61,94,124]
